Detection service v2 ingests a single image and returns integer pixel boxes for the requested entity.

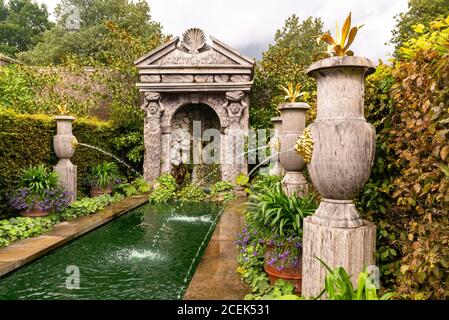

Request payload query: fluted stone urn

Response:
[278,103,309,197]
[299,56,377,298]
[54,116,77,202]
[269,117,285,177]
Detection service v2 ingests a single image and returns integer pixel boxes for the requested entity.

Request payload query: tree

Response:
[0,0,53,57]
[250,15,325,129]
[19,0,164,65]
[390,0,449,53]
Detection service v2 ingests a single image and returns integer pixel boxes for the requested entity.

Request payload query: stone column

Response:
[269,117,285,177]
[141,92,164,183]
[53,116,77,202]
[278,103,309,197]
[299,56,377,298]
[221,91,247,185]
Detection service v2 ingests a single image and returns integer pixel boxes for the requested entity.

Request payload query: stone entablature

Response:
[135,29,254,93]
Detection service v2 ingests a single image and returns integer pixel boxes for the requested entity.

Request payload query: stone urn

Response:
[269,117,285,177]
[278,103,309,197]
[54,116,77,202]
[299,56,376,227]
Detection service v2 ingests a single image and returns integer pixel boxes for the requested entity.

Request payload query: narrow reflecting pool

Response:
[0,202,223,300]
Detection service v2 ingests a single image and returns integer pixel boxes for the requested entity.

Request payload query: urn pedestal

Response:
[53,116,77,203]
[269,117,285,177]
[278,103,309,197]
[299,57,377,298]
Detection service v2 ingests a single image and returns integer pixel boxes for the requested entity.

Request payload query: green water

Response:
[0,202,223,300]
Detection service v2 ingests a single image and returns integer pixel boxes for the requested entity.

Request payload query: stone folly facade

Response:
[135,28,254,184]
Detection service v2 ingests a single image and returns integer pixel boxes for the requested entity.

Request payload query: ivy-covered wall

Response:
[0,108,126,210]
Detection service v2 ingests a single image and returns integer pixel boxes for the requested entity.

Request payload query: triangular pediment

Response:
[135,32,254,67]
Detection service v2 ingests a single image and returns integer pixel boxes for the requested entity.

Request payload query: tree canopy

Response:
[0,0,53,57]
[250,15,325,129]
[390,0,449,53]
[18,0,164,65]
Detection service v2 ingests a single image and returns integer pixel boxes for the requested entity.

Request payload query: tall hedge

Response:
[0,108,125,210]
[359,17,449,299]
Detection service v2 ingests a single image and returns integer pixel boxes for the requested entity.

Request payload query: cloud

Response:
[37,0,409,61]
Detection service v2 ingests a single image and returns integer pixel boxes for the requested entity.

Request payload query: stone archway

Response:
[135,28,254,184]
[170,103,221,186]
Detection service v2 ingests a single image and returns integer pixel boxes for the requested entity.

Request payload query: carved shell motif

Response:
[182,28,206,53]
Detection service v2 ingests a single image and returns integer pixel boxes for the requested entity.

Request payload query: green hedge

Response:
[0,108,124,210]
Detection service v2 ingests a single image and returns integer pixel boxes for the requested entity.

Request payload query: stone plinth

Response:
[301,217,376,298]
[54,159,77,202]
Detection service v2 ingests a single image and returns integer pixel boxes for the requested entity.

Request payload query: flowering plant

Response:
[236,224,302,272]
[263,233,302,271]
[9,187,71,213]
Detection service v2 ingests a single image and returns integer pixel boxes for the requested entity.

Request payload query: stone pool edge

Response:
[184,197,251,300]
[0,194,149,278]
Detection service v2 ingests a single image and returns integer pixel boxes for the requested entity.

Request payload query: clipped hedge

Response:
[0,108,125,210]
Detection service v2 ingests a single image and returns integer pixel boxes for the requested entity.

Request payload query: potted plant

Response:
[9,164,71,217]
[246,182,317,294]
[87,162,120,197]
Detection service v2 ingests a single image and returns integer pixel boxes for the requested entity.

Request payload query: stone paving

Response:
[184,197,250,300]
[0,195,148,277]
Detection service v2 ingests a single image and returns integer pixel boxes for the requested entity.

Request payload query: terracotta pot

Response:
[305,56,376,227]
[264,249,302,295]
[20,206,49,217]
[90,184,112,197]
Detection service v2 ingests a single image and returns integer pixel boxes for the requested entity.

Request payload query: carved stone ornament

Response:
[182,28,206,54]
[141,92,164,131]
[223,91,247,124]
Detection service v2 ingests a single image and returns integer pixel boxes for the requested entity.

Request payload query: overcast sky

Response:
[38,0,409,62]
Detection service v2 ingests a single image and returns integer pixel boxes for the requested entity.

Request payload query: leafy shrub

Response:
[314,258,396,300]
[17,164,59,194]
[86,162,120,188]
[0,215,57,248]
[249,174,283,194]
[0,192,125,248]
[58,193,123,221]
[116,177,151,197]
[246,183,317,237]
[149,174,177,203]
[210,181,235,202]
[359,17,449,299]
[235,173,250,193]
[177,185,207,204]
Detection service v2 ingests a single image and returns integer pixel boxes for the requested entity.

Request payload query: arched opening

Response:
[169,103,222,187]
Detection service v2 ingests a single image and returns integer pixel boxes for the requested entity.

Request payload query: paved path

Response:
[184,197,250,300]
[0,195,148,277]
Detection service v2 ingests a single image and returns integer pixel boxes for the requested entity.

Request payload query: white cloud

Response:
[37,0,409,61]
